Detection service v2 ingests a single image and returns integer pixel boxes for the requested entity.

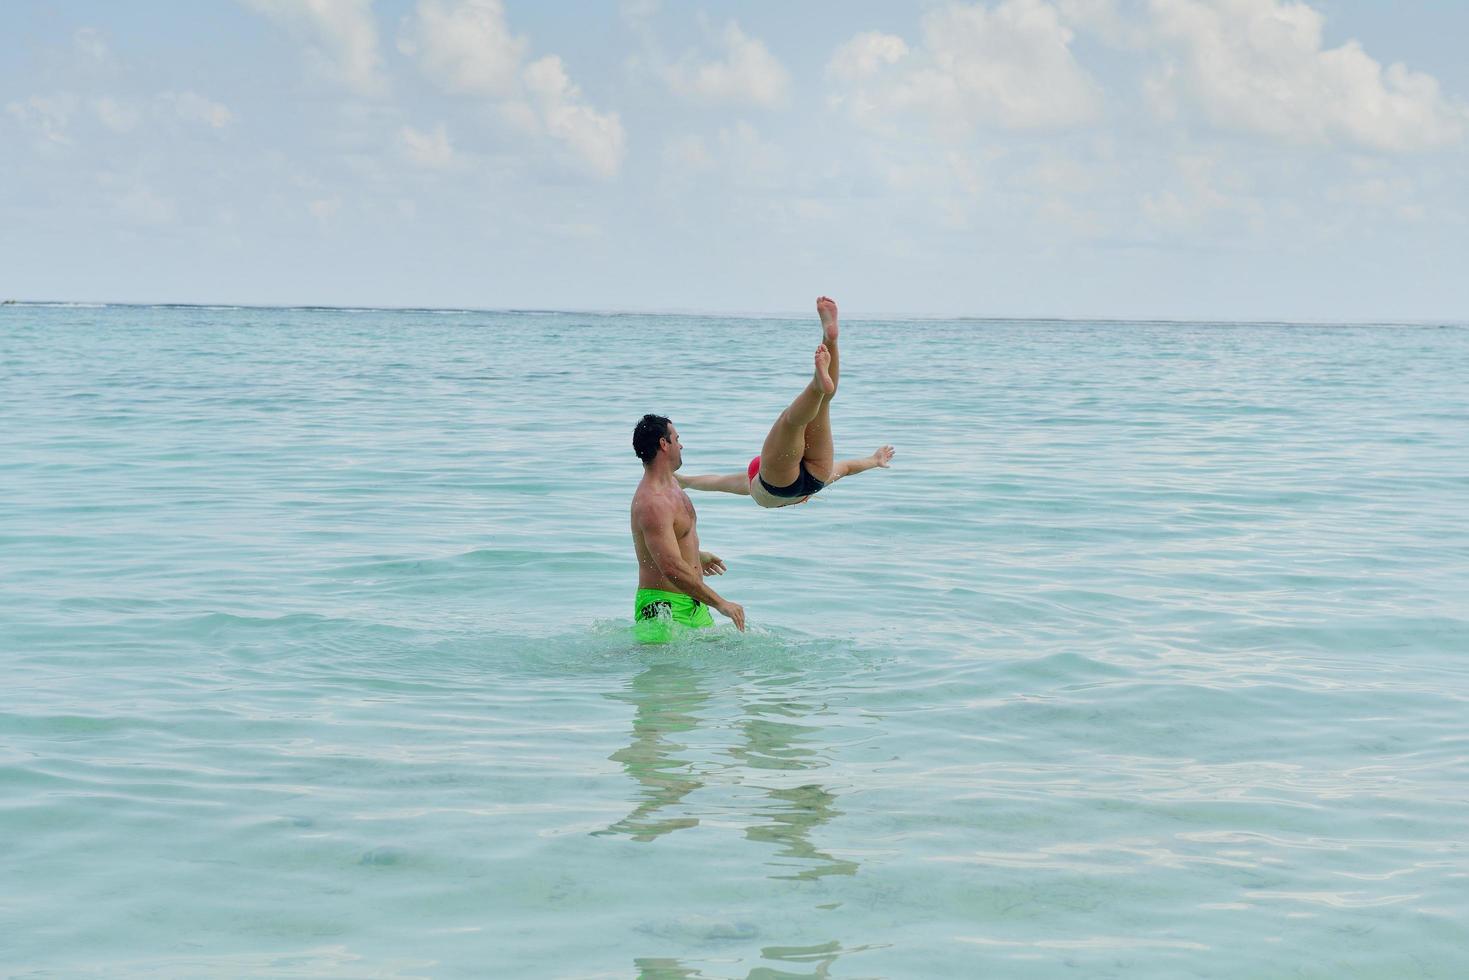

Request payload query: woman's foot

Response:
[817,296,839,346]
[814,344,835,394]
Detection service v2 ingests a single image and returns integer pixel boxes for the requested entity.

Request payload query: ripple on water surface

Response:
[2,306,1468,976]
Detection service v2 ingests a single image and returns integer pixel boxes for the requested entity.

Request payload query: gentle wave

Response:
[3,304,1467,976]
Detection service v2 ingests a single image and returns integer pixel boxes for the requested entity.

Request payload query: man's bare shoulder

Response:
[631,485,678,528]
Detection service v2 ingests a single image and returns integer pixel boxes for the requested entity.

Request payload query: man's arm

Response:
[675,472,752,495]
[827,445,895,484]
[634,499,746,630]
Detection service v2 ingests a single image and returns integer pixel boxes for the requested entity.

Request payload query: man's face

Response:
[662,426,683,470]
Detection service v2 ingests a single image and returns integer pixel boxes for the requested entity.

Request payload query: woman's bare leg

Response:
[758,345,832,487]
[816,296,840,388]
[801,297,840,482]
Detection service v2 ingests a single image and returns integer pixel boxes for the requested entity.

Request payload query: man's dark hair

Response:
[633,414,672,464]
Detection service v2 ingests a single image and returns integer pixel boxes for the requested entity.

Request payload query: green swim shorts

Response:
[633,588,714,644]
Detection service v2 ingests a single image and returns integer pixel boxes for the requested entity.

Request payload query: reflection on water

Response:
[732,696,859,882]
[752,940,850,979]
[635,940,882,979]
[744,782,857,881]
[594,663,712,841]
[728,696,829,771]
[601,665,867,980]
[633,958,701,980]
[597,663,860,882]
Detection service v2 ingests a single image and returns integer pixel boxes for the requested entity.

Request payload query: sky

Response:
[3,0,1467,320]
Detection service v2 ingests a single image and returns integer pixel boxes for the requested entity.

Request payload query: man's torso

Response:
[631,479,701,591]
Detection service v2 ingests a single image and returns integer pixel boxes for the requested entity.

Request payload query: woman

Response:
[677,296,895,507]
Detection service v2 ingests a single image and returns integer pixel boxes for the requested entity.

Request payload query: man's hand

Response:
[699,551,727,576]
[716,599,746,631]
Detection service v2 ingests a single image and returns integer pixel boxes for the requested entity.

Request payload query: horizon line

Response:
[1,298,1462,329]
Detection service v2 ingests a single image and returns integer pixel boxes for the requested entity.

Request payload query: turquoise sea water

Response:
[3,304,1468,977]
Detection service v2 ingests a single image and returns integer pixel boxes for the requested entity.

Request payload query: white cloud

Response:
[826,32,909,84]
[1056,0,1149,47]
[401,1,624,177]
[399,0,527,97]
[93,97,141,133]
[1140,152,1260,230]
[1147,0,1466,152]
[398,123,456,168]
[6,93,80,145]
[11,89,231,146]
[158,91,234,129]
[245,0,386,96]
[522,56,627,178]
[658,123,785,189]
[665,21,790,107]
[828,0,1103,131]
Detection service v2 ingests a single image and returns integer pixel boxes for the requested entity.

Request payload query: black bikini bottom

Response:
[759,461,826,499]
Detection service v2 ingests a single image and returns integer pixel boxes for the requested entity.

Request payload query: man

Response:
[630,414,746,642]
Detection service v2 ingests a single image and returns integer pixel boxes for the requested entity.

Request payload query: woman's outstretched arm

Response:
[827,445,895,483]
[676,472,752,495]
